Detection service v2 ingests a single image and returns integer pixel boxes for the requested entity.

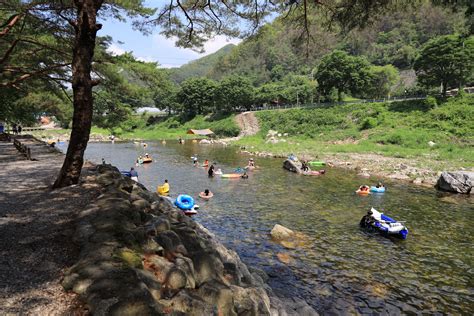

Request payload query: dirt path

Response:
[235,112,260,137]
[0,136,98,315]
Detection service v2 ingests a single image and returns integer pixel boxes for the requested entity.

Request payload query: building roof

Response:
[186,129,214,136]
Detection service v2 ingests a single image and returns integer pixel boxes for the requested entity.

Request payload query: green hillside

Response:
[235,95,474,167]
[168,44,236,83]
[208,3,467,85]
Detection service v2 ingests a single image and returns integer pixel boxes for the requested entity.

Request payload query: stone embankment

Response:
[65,164,317,315]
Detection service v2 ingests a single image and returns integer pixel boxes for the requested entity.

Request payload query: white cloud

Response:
[107,43,126,56]
[136,56,157,63]
[160,64,178,69]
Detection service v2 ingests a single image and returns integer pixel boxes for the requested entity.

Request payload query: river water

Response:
[60,141,473,314]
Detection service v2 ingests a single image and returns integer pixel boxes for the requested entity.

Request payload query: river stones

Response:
[270,224,295,240]
[135,269,162,301]
[154,230,187,258]
[357,171,371,178]
[175,256,196,288]
[276,253,294,265]
[230,285,272,315]
[132,199,151,212]
[165,268,187,290]
[197,280,236,316]
[191,251,225,286]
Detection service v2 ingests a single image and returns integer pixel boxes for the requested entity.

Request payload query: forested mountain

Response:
[172,3,467,85]
[168,44,235,83]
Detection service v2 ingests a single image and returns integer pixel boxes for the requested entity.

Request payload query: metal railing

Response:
[239,95,428,113]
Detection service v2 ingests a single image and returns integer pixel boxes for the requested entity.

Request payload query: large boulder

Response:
[283,159,302,174]
[436,171,474,194]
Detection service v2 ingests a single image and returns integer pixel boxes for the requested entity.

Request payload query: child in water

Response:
[208,164,215,177]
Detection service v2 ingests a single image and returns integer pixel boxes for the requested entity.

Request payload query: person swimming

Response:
[157,179,170,196]
[248,158,255,167]
[208,164,215,177]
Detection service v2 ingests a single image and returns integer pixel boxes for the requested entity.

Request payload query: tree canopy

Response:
[316,50,372,101]
[414,35,474,96]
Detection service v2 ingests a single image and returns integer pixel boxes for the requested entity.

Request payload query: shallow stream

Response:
[59,141,473,314]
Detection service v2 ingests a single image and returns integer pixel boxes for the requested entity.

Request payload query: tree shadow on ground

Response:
[0,153,99,315]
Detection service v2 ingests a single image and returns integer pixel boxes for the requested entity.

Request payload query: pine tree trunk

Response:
[53,0,103,188]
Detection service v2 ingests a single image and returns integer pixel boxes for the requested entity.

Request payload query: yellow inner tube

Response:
[157,186,169,196]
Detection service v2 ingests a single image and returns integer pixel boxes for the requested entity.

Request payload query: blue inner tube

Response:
[175,194,195,210]
[121,171,131,177]
[370,186,386,193]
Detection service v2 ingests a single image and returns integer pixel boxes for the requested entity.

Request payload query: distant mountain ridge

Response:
[168,44,236,83]
[168,3,467,86]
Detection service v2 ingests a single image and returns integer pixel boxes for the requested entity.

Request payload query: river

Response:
[58,141,474,314]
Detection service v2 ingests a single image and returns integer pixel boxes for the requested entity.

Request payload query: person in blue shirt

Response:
[130,167,138,182]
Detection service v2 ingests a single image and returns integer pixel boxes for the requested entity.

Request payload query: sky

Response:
[100,17,241,69]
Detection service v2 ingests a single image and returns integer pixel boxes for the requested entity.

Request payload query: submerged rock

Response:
[436,171,473,194]
[270,224,294,240]
[276,253,293,265]
[357,172,370,178]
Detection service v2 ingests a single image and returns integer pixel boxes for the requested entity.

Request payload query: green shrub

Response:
[360,117,378,130]
[425,96,438,108]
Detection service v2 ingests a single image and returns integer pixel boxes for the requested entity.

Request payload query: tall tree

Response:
[414,34,474,96]
[177,77,217,117]
[216,75,254,112]
[366,65,399,98]
[316,50,372,101]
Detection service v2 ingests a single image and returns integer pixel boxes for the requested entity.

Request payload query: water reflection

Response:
[60,141,474,314]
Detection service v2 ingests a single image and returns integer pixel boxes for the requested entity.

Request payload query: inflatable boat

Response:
[120,171,131,177]
[370,186,386,193]
[360,208,408,239]
[157,185,169,196]
[308,161,326,166]
[302,170,325,176]
[175,194,194,210]
[183,206,198,216]
[142,157,153,163]
[199,192,214,200]
[221,173,241,178]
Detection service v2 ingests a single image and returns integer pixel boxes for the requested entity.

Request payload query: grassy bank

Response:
[31,114,240,141]
[119,114,239,140]
[236,95,474,170]
[32,95,473,173]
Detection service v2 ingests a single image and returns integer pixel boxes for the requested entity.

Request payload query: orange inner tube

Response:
[199,192,214,199]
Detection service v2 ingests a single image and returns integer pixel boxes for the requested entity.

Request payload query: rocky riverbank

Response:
[239,148,471,187]
[64,164,317,315]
